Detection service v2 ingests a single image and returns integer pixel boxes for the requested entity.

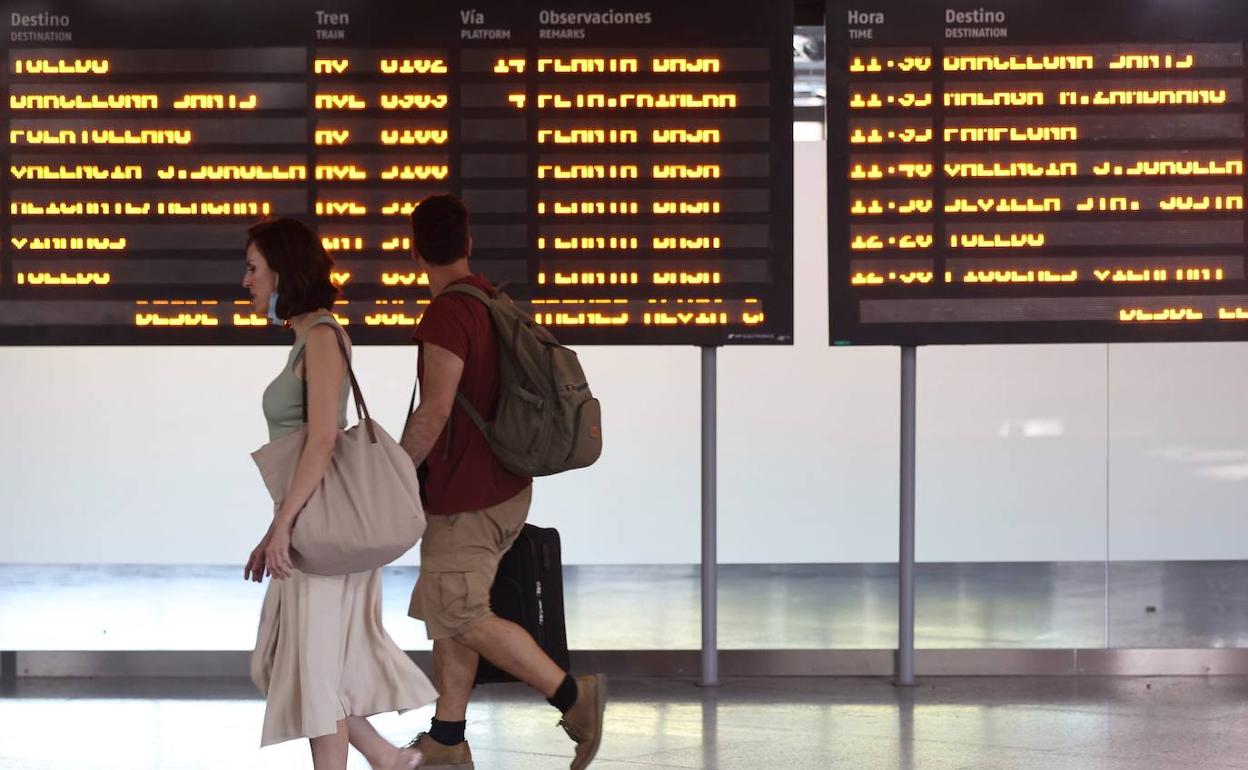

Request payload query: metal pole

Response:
[0,651,15,685]
[897,346,917,686]
[700,346,719,687]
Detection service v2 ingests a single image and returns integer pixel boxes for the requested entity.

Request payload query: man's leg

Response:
[408,637,479,767]
[456,616,606,770]
[432,636,479,721]
[410,488,604,768]
[455,615,564,697]
[407,515,479,767]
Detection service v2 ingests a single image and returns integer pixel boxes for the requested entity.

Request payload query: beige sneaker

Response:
[405,733,474,770]
[559,674,607,770]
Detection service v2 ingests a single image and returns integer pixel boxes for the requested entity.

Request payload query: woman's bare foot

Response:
[375,747,422,770]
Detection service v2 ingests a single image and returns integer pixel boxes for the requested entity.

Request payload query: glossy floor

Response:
[2,562,1246,650]
[3,675,1248,769]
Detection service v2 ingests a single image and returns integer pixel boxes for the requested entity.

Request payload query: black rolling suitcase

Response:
[474,523,571,685]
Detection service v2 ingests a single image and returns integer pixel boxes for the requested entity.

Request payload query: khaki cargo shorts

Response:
[408,486,532,640]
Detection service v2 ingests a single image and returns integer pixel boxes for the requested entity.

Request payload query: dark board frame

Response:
[828,0,1248,345]
[0,0,793,345]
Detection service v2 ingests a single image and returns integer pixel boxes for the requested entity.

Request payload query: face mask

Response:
[267,292,281,324]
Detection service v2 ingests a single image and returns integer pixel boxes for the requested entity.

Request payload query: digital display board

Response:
[0,0,793,345]
[829,0,1248,345]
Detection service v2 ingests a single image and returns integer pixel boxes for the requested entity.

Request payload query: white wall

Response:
[1,141,1246,565]
[1106,344,1248,561]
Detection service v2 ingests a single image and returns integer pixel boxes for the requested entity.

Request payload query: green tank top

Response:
[262,315,351,441]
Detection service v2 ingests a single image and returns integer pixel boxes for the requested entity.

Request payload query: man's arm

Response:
[401,341,465,467]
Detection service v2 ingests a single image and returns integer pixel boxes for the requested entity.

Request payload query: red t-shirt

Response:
[413,274,532,515]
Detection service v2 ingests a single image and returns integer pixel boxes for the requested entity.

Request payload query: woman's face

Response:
[242,242,277,315]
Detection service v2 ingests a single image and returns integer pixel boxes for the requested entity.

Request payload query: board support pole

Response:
[700,346,720,687]
[896,345,917,686]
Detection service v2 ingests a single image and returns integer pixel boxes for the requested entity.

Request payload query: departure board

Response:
[829,0,1248,345]
[0,0,793,345]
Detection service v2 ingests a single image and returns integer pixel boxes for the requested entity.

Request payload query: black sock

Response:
[547,674,579,714]
[429,718,466,746]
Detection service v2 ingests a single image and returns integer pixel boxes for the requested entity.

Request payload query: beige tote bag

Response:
[252,328,424,575]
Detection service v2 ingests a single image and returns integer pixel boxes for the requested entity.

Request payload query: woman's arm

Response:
[264,324,347,578]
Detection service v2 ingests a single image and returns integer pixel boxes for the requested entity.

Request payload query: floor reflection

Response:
[4,676,1248,769]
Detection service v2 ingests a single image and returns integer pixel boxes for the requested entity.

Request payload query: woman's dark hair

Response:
[410,194,470,266]
[246,218,338,320]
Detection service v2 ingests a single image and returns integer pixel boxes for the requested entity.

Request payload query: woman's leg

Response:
[309,720,350,770]
[346,715,422,770]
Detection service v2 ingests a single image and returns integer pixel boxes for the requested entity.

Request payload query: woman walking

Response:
[242,218,436,769]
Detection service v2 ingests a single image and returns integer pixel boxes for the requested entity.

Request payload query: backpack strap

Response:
[453,392,489,431]
[409,282,494,455]
[440,283,496,433]
[406,382,484,438]
[442,282,493,305]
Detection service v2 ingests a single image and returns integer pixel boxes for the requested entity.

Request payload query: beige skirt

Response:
[251,568,437,747]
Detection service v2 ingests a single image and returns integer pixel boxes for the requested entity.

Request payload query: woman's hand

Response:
[263,516,296,580]
[244,528,271,582]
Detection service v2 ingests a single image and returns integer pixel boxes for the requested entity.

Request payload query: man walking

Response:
[399,194,606,770]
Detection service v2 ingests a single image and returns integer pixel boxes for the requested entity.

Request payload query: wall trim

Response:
[11,648,1248,678]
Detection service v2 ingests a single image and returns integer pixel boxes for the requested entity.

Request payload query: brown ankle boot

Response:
[406,733,474,769]
[558,674,607,770]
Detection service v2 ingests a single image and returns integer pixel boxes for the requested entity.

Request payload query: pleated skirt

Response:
[250,568,437,747]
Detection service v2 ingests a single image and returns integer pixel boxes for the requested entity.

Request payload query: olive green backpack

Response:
[443,283,602,476]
